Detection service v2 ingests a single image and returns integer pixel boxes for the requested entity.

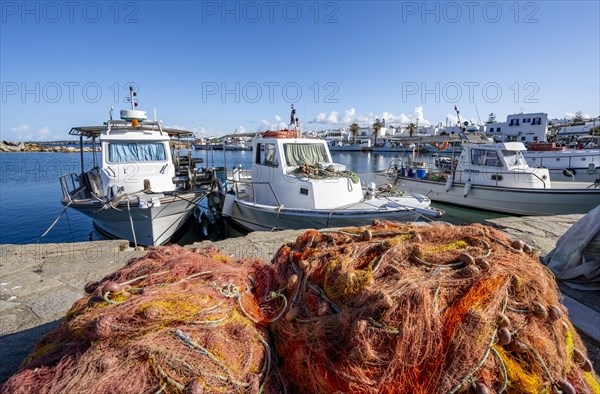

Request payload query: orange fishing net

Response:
[257,221,599,394]
[3,223,599,394]
[1,245,282,394]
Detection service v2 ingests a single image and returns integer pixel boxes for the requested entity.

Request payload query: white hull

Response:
[328,145,368,152]
[524,149,600,182]
[392,177,600,216]
[64,193,200,246]
[223,193,440,232]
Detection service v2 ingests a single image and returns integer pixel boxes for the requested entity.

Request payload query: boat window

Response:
[502,150,528,168]
[107,142,166,163]
[263,143,278,167]
[471,149,502,167]
[255,143,262,164]
[284,143,329,166]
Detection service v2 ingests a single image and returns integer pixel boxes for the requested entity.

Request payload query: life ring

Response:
[263,129,298,138]
[434,141,449,151]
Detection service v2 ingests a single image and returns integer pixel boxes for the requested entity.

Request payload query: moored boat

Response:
[522,148,600,182]
[379,138,600,215]
[213,109,444,232]
[59,87,216,246]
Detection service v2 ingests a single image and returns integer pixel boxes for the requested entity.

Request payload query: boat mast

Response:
[290,104,300,137]
[128,86,137,110]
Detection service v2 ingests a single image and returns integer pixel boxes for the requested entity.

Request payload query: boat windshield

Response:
[471,149,503,167]
[502,150,528,168]
[107,142,167,163]
[283,143,329,166]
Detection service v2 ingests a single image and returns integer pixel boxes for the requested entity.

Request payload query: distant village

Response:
[2,111,599,153]
[313,112,600,148]
[191,111,600,151]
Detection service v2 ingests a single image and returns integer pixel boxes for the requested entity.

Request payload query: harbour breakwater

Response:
[0,140,191,153]
[1,216,598,384]
[0,140,98,153]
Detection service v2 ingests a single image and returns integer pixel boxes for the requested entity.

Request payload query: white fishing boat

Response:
[379,137,600,216]
[371,140,416,153]
[224,137,252,151]
[59,87,215,246]
[214,109,444,232]
[327,140,371,152]
[522,148,600,182]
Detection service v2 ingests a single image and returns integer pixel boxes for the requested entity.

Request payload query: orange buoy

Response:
[433,141,449,151]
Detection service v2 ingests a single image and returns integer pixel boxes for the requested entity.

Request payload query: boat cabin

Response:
[447,141,552,189]
[66,107,200,202]
[239,133,364,209]
[99,110,176,197]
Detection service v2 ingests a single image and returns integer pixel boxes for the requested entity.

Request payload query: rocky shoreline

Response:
[0,140,99,153]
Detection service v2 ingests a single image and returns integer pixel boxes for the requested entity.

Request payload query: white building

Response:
[485,112,548,142]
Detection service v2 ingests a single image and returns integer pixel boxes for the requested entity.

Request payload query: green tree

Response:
[573,111,584,123]
[372,119,383,144]
[349,123,360,144]
[407,123,416,137]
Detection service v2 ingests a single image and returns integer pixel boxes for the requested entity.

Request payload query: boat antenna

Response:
[154,108,157,122]
[109,106,114,120]
[128,86,138,110]
[473,101,482,125]
[290,104,297,127]
[454,105,465,132]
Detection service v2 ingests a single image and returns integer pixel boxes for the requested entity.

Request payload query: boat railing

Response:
[227,178,283,207]
[59,173,84,201]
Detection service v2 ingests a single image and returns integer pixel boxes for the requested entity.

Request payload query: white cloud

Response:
[10,124,30,133]
[309,107,432,127]
[36,127,52,141]
[237,126,247,134]
[565,112,590,119]
[257,116,287,132]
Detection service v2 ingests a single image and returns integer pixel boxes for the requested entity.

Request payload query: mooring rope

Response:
[36,201,73,242]
[126,198,138,247]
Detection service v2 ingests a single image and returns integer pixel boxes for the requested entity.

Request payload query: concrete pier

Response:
[2,217,599,383]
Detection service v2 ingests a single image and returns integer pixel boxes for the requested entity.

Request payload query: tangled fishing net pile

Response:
[3,222,599,394]
[1,245,280,394]
[258,221,599,394]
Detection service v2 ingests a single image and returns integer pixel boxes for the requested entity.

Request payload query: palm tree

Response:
[372,119,383,144]
[349,123,360,144]
[407,123,416,137]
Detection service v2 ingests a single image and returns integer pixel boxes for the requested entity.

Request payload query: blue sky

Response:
[1,0,599,141]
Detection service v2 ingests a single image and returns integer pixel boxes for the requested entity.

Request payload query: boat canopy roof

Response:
[463,141,528,151]
[69,120,194,139]
[386,132,490,144]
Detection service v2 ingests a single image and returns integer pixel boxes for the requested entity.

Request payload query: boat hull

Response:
[225,197,427,232]
[392,177,600,216]
[63,193,201,246]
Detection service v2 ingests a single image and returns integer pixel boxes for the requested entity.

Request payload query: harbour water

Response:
[0,149,507,245]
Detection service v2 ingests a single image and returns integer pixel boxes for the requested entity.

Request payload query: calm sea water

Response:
[0,150,506,245]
